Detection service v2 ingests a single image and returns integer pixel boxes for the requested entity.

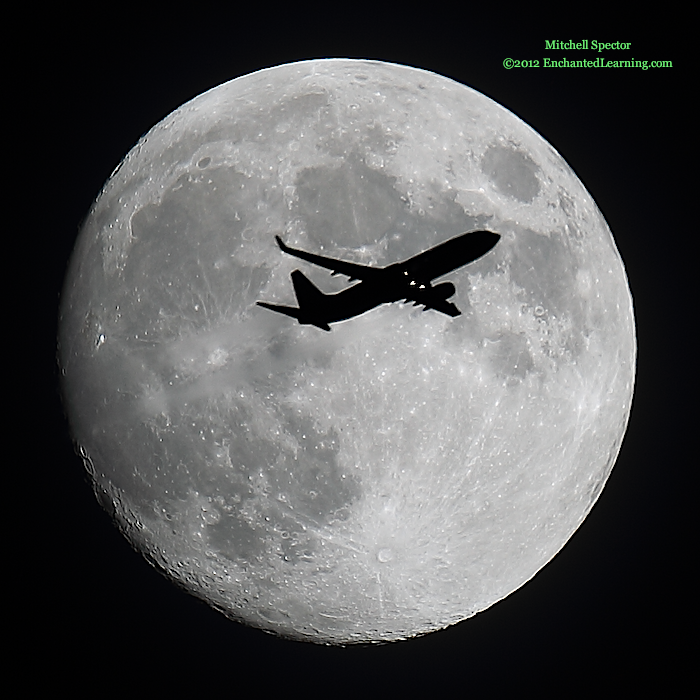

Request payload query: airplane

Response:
[257,230,501,331]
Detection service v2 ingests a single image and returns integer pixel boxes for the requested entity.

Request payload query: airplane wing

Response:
[398,230,501,282]
[275,236,381,282]
[420,298,461,317]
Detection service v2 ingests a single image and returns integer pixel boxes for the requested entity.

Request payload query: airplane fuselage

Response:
[308,269,454,323]
[305,273,406,324]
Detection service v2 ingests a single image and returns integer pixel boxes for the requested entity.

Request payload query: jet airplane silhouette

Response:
[257,230,500,331]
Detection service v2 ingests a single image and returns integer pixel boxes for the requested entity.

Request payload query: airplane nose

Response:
[470,230,501,257]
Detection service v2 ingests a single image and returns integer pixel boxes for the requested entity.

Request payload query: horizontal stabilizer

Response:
[256,301,301,321]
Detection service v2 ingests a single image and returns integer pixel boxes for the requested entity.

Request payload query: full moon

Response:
[59,59,635,644]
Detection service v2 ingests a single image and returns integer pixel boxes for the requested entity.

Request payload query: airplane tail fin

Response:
[257,270,331,331]
[291,269,325,308]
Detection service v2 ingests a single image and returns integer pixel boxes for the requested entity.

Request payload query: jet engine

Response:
[431,282,456,299]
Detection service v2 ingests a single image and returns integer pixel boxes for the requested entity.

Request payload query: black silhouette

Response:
[257,230,501,331]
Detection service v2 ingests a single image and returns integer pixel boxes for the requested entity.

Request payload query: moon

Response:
[58,59,635,644]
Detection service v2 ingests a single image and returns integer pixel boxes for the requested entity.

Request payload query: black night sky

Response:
[29,16,688,694]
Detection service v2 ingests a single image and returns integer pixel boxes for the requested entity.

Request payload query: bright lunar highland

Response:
[59,60,635,644]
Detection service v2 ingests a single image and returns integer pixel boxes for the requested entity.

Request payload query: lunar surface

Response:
[59,59,635,644]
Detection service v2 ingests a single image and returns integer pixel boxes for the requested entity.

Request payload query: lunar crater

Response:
[481,144,541,203]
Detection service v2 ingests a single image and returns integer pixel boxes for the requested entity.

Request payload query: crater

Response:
[481,145,540,203]
[377,547,394,563]
[484,331,534,382]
